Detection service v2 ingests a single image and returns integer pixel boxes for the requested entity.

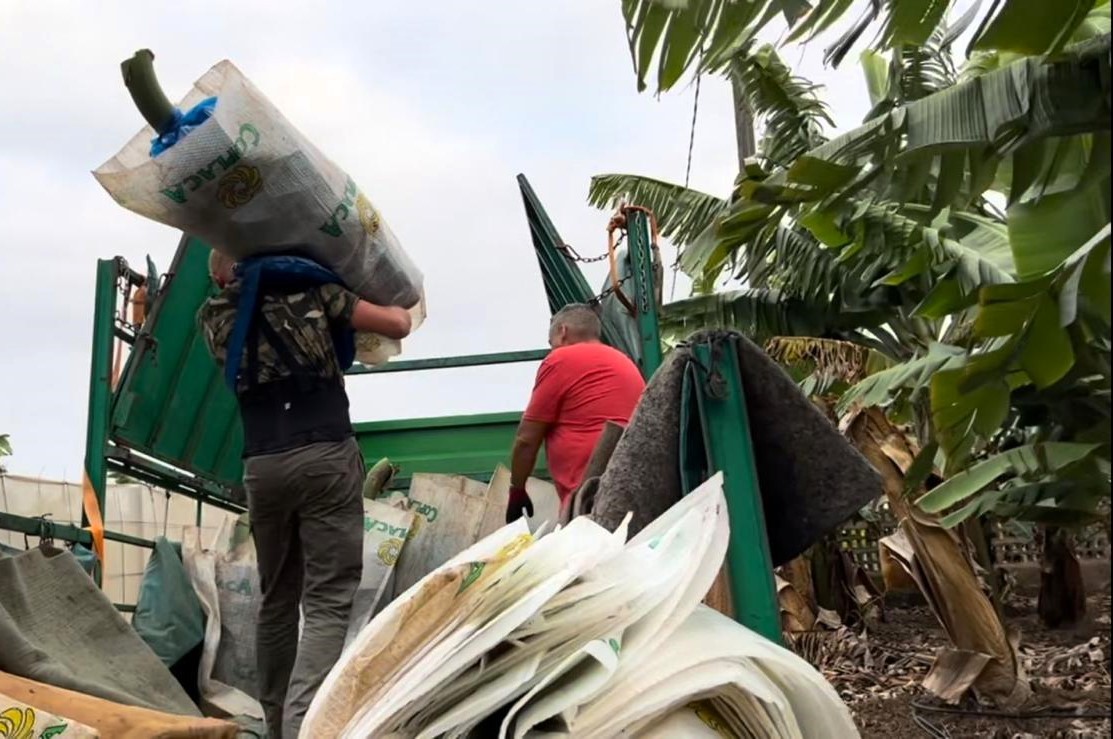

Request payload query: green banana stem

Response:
[362,458,398,499]
[120,49,176,134]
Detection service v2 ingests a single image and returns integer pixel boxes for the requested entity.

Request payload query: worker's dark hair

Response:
[550,303,601,341]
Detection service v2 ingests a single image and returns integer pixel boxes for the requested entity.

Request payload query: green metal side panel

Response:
[111,236,245,491]
[354,412,547,490]
[517,174,595,314]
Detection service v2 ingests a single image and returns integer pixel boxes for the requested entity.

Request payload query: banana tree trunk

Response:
[809,535,841,612]
[847,408,1030,708]
[962,516,1005,618]
[1037,526,1087,629]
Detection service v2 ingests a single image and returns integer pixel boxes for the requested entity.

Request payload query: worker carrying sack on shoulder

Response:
[93,50,425,366]
[221,254,358,390]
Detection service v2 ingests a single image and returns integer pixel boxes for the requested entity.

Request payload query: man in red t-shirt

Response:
[506,303,646,523]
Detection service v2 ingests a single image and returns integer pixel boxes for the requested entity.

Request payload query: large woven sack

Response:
[93,60,425,365]
[132,537,205,669]
[182,519,263,721]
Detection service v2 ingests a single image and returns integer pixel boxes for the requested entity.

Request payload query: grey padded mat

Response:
[590,330,882,565]
[0,546,200,716]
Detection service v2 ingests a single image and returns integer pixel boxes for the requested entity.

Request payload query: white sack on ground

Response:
[493,484,730,738]
[345,499,415,649]
[633,704,731,738]
[304,473,859,738]
[300,520,533,737]
[393,471,557,601]
[571,605,858,738]
[182,519,263,721]
[479,465,561,538]
[94,60,425,365]
[183,506,417,722]
[360,517,629,737]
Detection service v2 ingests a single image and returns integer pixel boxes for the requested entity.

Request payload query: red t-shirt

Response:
[523,342,646,501]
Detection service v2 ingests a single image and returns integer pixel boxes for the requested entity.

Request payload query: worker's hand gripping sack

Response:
[94,58,425,365]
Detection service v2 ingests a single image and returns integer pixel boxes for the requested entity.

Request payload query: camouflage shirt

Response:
[198,282,360,392]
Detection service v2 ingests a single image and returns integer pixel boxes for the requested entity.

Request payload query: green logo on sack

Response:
[318,177,360,237]
[160,123,261,204]
[413,500,439,523]
[689,701,729,736]
[378,538,403,566]
[217,164,263,209]
[357,193,381,236]
[457,562,485,594]
[363,516,410,539]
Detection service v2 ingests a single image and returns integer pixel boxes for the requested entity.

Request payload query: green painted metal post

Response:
[692,338,782,643]
[82,258,119,586]
[624,210,664,379]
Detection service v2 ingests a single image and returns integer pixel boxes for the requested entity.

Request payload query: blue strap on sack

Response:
[223,254,356,390]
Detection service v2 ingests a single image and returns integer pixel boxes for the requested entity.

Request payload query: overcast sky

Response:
[0,0,886,480]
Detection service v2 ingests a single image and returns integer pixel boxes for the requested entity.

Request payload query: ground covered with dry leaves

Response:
[796,593,1112,738]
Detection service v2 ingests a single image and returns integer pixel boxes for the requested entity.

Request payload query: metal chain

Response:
[588,227,634,306]
[590,275,631,306]
[561,231,625,265]
[559,242,610,264]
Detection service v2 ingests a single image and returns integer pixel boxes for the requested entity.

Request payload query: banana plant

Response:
[620,0,1105,95]
[701,33,1110,466]
[613,0,1110,641]
[605,1,1111,536]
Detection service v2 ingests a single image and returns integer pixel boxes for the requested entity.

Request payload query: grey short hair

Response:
[550,303,602,341]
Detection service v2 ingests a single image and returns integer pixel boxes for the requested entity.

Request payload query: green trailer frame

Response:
[0,174,781,642]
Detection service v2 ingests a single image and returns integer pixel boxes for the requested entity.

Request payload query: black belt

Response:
[236,294,352,458]
[237,377,352,458]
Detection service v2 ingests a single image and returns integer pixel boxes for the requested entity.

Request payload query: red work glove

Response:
[506,485,534,524]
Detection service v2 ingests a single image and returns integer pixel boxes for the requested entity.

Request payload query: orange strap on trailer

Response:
[82,471,106,564]
[605,205,661,315]
[110,284,137,389]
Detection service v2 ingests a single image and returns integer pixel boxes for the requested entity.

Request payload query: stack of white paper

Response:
[301,473,858,738]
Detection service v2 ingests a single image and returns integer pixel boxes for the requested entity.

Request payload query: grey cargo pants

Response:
[244,437,365,739]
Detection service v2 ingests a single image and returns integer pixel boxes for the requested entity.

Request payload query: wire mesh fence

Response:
[833,502,1111,575]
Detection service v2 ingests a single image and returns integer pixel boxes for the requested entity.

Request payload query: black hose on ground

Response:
[911,696,1112,720]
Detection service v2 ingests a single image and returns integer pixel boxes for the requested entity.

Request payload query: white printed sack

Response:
[345,499,415,648]
[94,60,425,365]
[182,518,263,721]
